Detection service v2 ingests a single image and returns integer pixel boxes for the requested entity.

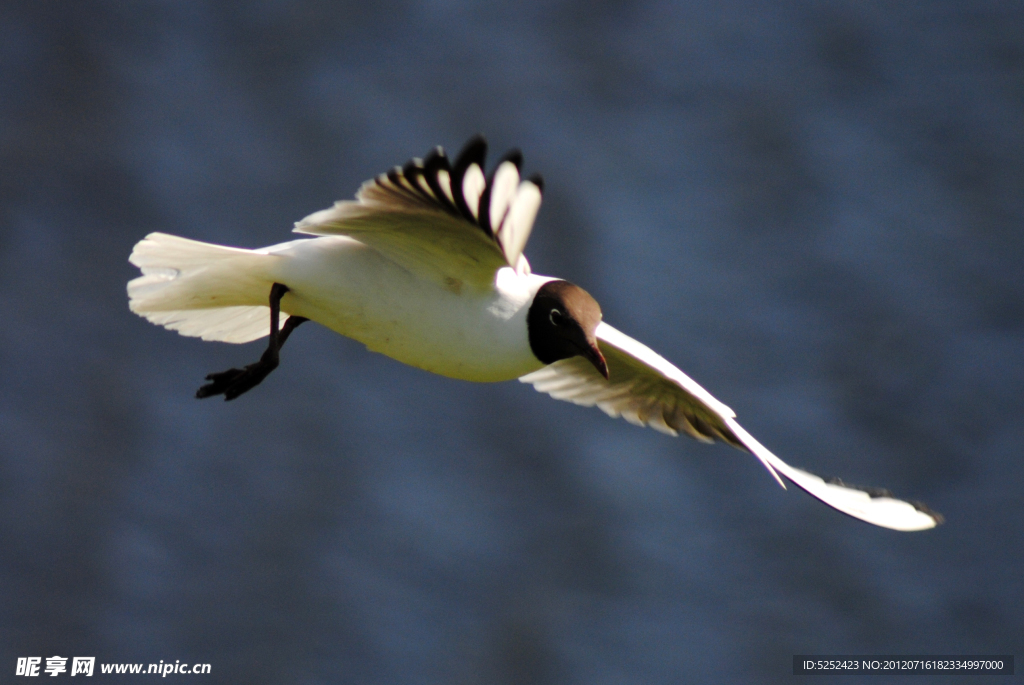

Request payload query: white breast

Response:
[268,236,552,382]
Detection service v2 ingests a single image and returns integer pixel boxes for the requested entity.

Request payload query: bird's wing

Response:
[519,321,942,531]
[294,136,542,291]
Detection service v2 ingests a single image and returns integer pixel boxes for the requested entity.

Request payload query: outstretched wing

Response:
[520,322,942,531]
[294,136,543,290]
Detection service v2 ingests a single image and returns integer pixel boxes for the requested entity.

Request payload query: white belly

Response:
[268,236,548,382]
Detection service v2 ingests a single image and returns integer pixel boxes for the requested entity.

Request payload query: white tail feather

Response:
[127,233,281,343]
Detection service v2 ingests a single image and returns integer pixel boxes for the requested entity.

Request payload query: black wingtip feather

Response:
[423,146,450,170]
[420,146,455,212]
[450,136,488,223]
[364,136,540,263]
[476,146,524,238]
[499,148,523,169]
[402,158,423,178]
[454,135,488,172]
[909,501,945,525]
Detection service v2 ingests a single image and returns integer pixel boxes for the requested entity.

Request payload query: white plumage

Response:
[127,136,942,531]
[521,323,939,531]
[128,232,289,343]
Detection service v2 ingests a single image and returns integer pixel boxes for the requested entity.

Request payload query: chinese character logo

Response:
[71,658,95,676]
[16,657,41,677]
[16,656,95,677]
[45,656,68,677]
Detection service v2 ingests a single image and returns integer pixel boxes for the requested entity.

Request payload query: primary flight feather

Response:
[127,135,942,532]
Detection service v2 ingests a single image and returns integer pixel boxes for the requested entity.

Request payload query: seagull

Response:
[128,135,942,531]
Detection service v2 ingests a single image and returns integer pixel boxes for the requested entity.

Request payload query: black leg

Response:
[196,283,309,401]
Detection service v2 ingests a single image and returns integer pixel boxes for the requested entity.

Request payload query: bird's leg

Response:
[196,283,309,401]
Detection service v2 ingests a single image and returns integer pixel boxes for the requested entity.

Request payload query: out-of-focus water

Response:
[2,2,1021,682]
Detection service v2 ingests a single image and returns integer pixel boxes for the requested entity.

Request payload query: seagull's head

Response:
[527,280,609,379]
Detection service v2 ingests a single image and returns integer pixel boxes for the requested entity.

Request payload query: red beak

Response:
[584,341,610,380]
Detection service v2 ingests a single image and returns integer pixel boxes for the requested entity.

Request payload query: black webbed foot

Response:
[196,355,279,401]
[195,282,308,401]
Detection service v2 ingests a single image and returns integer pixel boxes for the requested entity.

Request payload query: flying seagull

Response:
[127,136,942,531]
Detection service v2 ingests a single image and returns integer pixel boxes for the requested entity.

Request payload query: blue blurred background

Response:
[2,1,1022,682]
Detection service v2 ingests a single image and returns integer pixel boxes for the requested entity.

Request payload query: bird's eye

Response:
[549,309,564,326]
